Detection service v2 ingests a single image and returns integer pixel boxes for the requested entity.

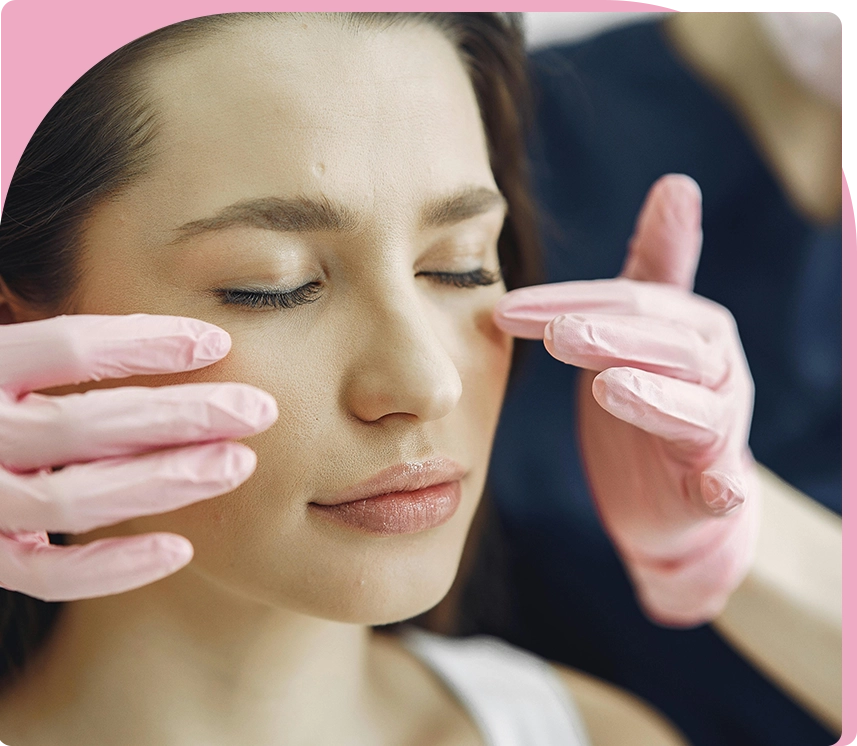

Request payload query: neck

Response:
[1,566,379,745]
[664,12,841,225]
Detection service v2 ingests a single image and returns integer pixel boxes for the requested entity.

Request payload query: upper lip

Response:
[312,458,467,506]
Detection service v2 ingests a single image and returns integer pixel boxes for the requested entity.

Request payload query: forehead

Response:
[130,17,495,231]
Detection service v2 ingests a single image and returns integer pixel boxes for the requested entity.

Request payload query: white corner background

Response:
[524,10,668,48]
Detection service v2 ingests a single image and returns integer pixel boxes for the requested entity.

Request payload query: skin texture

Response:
[68,18,512,623]
[0,17,512,745]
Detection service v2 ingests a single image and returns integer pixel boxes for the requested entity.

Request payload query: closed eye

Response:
[213,282,323,309]
[417,268,503,288]
[214,268,503,310]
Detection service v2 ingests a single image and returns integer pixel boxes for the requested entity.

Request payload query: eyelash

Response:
[214,268,503,309]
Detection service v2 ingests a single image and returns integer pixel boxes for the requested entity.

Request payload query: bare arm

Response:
[554,664,689,746]
[712,463,842,733]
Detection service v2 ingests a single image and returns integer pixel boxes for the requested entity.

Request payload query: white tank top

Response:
[399,628,592,746]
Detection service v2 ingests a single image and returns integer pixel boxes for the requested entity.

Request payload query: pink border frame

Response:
[0,3,853,744]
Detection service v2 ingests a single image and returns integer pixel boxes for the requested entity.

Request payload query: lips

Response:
[309,458,466,535]
[312,458,467,506]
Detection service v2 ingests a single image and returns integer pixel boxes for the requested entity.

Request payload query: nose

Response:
[343,294,463,424]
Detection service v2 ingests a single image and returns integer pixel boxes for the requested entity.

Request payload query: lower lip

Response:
[310,481,462,535]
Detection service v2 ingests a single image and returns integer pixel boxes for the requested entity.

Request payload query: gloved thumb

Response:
[620,174,703,291]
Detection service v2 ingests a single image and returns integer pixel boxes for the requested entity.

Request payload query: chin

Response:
[218,528,470,626]
[293,530,470,626]
[340,554,464,626]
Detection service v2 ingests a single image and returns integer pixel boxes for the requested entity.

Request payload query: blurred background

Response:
[471,10,843,746]
[524,11,669,49]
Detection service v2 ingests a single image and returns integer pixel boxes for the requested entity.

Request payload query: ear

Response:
[0,277,38,325]
[0,278,15,325]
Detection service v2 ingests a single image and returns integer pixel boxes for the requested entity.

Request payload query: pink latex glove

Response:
[493,174,761,627]
[0,314,278,602]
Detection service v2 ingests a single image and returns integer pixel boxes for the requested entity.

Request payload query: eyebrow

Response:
[419,187,508,229]
[169,186,507,244]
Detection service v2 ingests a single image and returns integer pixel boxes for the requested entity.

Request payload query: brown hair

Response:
[0,12,542,689]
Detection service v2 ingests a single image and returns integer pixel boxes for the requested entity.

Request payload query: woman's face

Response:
[66,17,512,624]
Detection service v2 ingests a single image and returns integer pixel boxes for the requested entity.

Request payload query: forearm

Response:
[712,463,841,733]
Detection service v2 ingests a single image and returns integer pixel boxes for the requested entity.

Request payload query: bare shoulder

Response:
[0,678,30,742]
[551,664,689,746]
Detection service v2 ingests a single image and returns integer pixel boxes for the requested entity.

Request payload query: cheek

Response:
[116,329,334,566]
[457,303,513,433]
[476,302,514,371]
[195,323,335,483]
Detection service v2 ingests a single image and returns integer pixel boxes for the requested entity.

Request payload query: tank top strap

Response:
[399,627,591,746]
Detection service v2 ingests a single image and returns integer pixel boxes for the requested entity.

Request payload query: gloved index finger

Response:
[493,278,720,340]
[0,314,231,397]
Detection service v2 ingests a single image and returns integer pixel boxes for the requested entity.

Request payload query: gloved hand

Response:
[0,314,278,602]
[493,174,761,627]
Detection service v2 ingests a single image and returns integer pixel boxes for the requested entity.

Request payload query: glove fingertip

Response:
[591,369,634,411]
[148,533,194,567]
[700,471,746,515]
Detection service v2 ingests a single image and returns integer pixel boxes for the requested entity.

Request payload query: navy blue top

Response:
[487,20,841,746]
